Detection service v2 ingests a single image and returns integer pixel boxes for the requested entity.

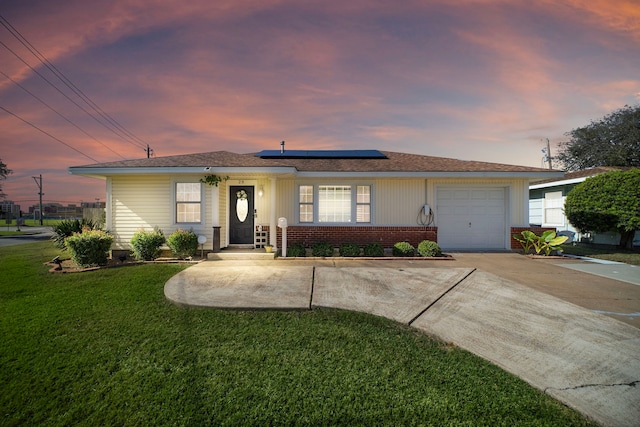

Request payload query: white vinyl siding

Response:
[374,179,424,224]
[110,175,173,248]
[109,175,214,250]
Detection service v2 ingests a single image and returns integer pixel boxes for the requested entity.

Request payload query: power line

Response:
[0,14,153,156]
[0,39,146,152]
[0,105,99,162]
[0,38,142,150]
[0,15,149,148]
[0,69,128,160]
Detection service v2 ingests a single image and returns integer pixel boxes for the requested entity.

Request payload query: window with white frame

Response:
[319,185,351,222]
[356,185,371,223]
[298,184,372,224]
[176,182,202,223]
[299,185,314,223]
[543,191,564,226]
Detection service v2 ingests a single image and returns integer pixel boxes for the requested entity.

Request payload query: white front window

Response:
[176,182,202,223]
[544,191,564,226]
[298,184,372,224]
[319,185,352,222]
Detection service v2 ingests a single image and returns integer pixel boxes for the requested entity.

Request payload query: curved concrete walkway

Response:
[165,255,640,427]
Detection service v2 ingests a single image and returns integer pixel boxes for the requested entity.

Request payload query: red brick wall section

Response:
[264,225,437,249]
[510,227,556,250]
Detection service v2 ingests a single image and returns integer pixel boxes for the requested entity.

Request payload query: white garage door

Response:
[436,187,507,249]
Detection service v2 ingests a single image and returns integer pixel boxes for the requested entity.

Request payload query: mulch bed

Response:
[45,257,203,273]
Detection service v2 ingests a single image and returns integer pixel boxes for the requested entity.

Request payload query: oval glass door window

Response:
[236,189,248,222]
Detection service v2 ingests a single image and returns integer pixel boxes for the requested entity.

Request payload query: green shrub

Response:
[167,229,198,259]
[363,242,384,257]
[417,240,442,257]
[339,243,361,257]
[51,218,100,249]
[513,230,537,254]
[130,228,165,260]
[65,228,113,267]
[392,241,415,257]
[311,241,334,257]
[513,230,568,256]
[287,242,306,257]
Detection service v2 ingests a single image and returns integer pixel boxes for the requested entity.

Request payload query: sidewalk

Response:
[165,254,640,427]
[0,227,54,247]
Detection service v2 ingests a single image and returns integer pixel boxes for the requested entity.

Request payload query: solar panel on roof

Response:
[256,149,387,159]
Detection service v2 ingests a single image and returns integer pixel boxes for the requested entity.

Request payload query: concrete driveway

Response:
[0,227,54,247]
[165,253,640,427]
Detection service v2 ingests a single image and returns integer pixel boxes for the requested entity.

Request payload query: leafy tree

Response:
[0,158,12,199]
[564,169,640,249]
[556,105,640,171]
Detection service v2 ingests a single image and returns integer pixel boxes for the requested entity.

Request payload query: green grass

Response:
[2,219,63,227]
[561,243,640,266]
[0,242,594,426]
[0,231,28,236]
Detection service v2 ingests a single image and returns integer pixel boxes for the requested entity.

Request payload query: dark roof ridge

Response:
[530,166,632,185]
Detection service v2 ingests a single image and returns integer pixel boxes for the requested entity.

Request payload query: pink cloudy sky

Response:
[1,0,639,207]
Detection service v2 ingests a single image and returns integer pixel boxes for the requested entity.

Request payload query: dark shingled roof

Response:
[530,166,630,185]
[72,150,558,174]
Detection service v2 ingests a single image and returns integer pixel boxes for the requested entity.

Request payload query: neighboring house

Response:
[69,149,562,253]
[529,167,639,245]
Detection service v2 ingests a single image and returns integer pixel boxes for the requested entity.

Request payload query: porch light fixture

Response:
[258,185,264,197]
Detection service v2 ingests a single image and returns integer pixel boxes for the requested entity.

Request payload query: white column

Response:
[211,185,220,226]
[522,181,529,226]
[269,177,277,248]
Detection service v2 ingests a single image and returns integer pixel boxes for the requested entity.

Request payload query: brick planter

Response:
[510,227,556,250]
[263,225,438,249]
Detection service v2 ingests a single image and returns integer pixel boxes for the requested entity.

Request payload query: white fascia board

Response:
[295,171,564,179]
[68,166,297,176]
[529,176,588,189]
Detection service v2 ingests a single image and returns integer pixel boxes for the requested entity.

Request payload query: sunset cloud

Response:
[1,0,639,205]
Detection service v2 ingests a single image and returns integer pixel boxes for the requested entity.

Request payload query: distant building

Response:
[80,201,106,209]
[0,200,21,217]
[28,203,84,219]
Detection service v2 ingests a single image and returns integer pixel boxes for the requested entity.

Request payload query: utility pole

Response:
[32,174,43,225]
[146,144,153,158]
[545,138,553,170]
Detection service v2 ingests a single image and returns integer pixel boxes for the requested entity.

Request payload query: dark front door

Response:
[229,186,254,244]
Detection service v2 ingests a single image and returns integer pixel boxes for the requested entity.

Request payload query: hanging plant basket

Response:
[200,174,229,187]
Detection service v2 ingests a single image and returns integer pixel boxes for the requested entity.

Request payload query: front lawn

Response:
[0,242,593,426]
[561,243,640,266]
[0,231,28,236]
[2,219,64,227]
